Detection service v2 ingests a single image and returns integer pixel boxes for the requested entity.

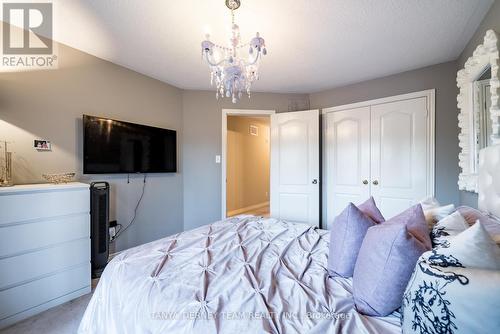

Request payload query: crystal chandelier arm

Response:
[242,33,266,66]
[203,51,226,67]
[244,51,261,66]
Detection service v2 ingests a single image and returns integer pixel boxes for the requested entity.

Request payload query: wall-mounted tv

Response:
[83,115,177,174]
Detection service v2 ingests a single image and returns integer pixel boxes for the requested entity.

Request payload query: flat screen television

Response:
[83,115,177,174]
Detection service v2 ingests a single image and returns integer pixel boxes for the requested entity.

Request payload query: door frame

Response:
[322,89,436,224]
[221,109,276,219]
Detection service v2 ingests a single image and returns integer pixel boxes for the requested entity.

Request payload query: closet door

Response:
[325,107,371,227]
[370,97,429,219]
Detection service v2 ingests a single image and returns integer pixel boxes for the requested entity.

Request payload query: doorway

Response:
[222,109,275,219]
[226,116,270,217]
[221,108,320,226]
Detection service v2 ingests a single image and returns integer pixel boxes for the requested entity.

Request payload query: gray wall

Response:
[181,91,309,231]
[310,61,460,206]
[3,1,499,247]
[457,0,500,207]
[0,41,184,252]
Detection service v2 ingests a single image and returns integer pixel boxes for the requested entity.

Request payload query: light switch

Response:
[215,155,221,163]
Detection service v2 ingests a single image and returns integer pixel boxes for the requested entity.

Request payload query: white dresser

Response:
[0,182,91,329]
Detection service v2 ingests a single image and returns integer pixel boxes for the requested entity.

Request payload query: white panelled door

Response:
[325,107,371,227]
[270,110,320,226]
[370,97,429,219]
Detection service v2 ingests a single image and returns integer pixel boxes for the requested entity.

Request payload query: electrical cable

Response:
[115,174,147,239]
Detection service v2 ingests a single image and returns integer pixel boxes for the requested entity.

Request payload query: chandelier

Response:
[201,0,267,103]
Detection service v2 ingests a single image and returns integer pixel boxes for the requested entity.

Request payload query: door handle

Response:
[362,180,368,185]
[372,180,379,186]
[312,179,318,184]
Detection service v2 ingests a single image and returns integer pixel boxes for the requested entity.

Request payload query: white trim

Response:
[227,201,269,217]
[322,89,436,114]
[322,89,436,215]
[221,109,275,219]
[457,29,500,193]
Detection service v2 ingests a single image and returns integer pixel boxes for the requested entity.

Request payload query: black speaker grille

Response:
[98,193,107,253]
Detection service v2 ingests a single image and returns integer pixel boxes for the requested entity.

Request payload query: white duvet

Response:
[79,216,401,333]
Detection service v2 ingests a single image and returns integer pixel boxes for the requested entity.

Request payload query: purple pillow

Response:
[358,196,385,224]
[395,204,432,250]
[328,203,377,277]
[352,204,431,316]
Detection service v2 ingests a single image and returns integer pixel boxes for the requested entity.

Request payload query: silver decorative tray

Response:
[42,173,76,184]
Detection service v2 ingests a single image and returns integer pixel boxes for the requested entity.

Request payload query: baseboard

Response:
[227,201,269,217]
[108,250,122,262]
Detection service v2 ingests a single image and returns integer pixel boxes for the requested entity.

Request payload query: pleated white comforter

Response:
[78,216,401,333]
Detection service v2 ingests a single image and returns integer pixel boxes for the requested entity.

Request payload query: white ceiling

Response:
[48,0,493,93]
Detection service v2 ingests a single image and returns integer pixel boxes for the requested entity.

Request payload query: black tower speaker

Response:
[90,182,110,278]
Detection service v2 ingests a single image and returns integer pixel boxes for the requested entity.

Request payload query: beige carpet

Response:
[0,281,96,334]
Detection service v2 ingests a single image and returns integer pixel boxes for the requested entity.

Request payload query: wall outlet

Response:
[109,226,116,239]
[215,155,221,163]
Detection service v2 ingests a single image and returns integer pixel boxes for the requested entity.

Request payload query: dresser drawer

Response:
[0,238,90,290]
[0,188,89,225]
[0,264,90,320]
[0,214,90,258]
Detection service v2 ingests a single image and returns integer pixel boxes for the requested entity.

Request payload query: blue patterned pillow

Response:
[402,222,500,333]
[430,211,468,248]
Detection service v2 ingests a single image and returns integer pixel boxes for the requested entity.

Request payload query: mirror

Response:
[457,29,499,193]
[473,66,491,166]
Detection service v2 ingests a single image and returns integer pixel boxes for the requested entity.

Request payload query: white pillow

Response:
[430,221,500,270]
[430,211,469,247]
[403,222,500,333]
[419,196,440,210]
[435,211,469,234]
[419,197,455,228]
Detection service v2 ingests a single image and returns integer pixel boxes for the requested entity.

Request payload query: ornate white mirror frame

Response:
[457,29,500,192]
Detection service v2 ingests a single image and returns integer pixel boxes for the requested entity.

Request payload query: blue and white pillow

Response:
[430,211,469,248]
[402,222,500,334]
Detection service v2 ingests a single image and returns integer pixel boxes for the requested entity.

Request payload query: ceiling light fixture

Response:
[201,0,267,103]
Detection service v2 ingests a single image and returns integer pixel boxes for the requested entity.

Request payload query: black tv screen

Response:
[83,115,177,174]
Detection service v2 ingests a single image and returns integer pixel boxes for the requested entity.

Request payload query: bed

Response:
[79,146,500,334]
[78,216,401,333]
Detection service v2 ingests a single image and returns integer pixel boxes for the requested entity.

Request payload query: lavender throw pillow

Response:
[358,196,385,224]
[393,204,432,250]
[328,202,378,277]
[353,204,431,316]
